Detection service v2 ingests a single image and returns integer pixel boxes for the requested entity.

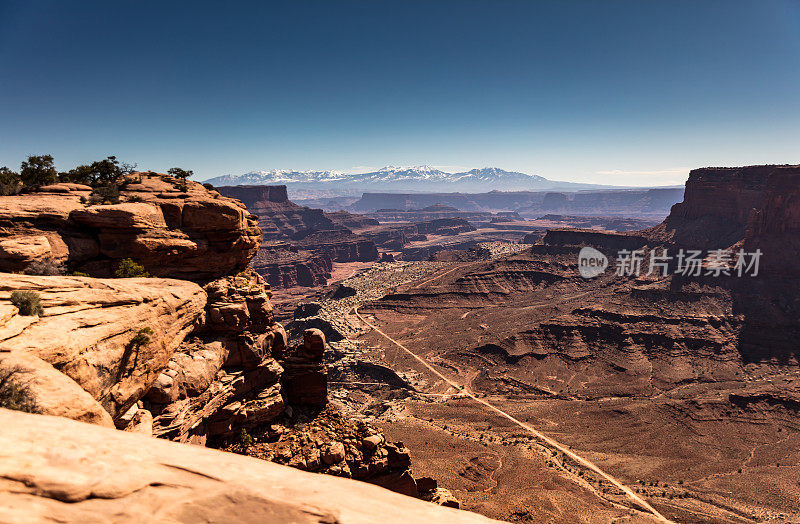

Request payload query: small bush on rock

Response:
[88,183,120,205]
[23,258,64,276]
[168,167,193,193]
[114,259,150,278]
[0,166,21,195]
[10,290,43,316]
[0,366,38,413]
[126,327,153,352]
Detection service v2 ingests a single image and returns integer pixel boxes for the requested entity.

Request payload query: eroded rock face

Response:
[217,184,379,288]
[281,328,328,406]
[744,166,800,277]
[0,273,206,420]
[250,244,333,288]
[0,409,498,524]
[0,174,261,280]
[644,165,798,250]
[148,270,290,444]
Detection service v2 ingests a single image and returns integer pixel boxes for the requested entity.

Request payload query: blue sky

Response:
[1,1,798,185]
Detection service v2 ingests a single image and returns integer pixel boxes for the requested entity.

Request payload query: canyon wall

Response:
[217,184,380,288]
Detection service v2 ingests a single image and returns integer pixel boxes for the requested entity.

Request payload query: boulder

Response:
[123,408,154,435]
[428,488,461,509]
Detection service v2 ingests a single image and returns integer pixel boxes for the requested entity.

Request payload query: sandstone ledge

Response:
[0,273,206,419]
[0,409,499,524]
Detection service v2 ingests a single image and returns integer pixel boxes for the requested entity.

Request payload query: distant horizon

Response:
[204,164,688,188]
[2,1,799,186]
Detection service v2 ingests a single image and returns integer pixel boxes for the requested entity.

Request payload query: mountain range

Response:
[204,166,618,194]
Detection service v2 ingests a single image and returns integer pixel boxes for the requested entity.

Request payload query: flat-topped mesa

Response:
[217,184,338,240]
[645,165,798,250]
[0,173,261,281]
[541,228,648,252]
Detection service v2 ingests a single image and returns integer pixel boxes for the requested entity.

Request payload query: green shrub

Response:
[126,195,144,203]
[239,427,254,447]
[10,290,43,316]
[203,182,216,191]
[60,156,135,188]
[0,166,21,195]
[114,258,150,278]
[69,271,90,277]
[0,366,38,413]
[126,327,153,352]
[168,168,193,193]
[89,184,120,205]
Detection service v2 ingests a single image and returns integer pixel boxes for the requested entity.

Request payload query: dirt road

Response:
[353,305,674,524]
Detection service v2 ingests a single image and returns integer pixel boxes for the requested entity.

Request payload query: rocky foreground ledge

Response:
[0,409,498,524]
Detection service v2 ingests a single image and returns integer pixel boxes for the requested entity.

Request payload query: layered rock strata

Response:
[0,174,261,280]
[0,273,206,421]
[217,184,379,288]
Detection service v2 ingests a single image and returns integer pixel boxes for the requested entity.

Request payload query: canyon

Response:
[2,164,799,523]
[321,164,800,523]
[0,172,486,523]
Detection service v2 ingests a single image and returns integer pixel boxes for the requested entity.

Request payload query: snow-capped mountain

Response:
[205,169,349,186]
[204,166,609,194]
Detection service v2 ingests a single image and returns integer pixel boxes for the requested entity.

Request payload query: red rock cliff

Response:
[646,165,797,250]
[0,174,261,281]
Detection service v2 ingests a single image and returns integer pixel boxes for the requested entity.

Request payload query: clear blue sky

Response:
[1,1,798,185]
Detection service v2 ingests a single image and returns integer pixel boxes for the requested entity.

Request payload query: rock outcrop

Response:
[644,165,786,250]
[0,273,206,421]
[0,409,498,524]
[281,328,328,406]
[0,173,261,280]
[148,270,288,444]
[222,404,431,500]
[541,228,649,252]
[293,230,379,262]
